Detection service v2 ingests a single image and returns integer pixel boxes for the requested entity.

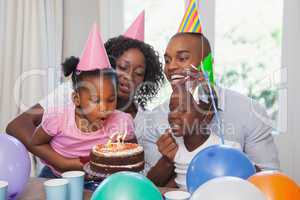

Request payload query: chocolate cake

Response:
[89,143,144,174]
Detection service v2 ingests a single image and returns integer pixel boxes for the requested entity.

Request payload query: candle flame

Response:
[106,132,127,148]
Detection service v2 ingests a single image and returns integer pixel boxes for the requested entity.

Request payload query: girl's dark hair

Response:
[105,36,165,108]
[61,56,118,90]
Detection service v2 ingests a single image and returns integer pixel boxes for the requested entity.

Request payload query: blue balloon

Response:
[186,145,255,193]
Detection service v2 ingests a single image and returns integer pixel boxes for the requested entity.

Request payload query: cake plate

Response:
[83,163,146,191]
[83,163,110,191]
[83,163,110,180]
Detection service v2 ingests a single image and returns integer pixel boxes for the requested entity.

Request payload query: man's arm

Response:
[245,101,280,170]
[147,156,176,187]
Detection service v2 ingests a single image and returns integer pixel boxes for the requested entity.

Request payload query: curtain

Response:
[0,0,63,132]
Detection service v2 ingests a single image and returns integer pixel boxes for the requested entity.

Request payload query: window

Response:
[215,0,284,131]
[124,0,185,108]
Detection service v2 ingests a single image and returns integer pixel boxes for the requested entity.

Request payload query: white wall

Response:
[275,0,300,183]
[98,0,124,41]
[63,0,123,58]
[197,0,215,51]
[63,0,100,57]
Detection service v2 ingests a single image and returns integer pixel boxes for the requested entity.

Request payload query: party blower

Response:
[185,53,224,144]
[185,56,256,193]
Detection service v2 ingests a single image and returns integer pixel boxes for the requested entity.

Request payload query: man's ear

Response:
[72,91,80,106]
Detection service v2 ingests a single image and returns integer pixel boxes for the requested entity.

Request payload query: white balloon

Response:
[190,176,267,200]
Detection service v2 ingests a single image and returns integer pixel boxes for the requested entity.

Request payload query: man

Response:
[143,32,279,186]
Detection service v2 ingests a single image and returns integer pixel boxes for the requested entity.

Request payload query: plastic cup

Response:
[44,179,69,200]
[61,171,85,200]
[165,191,191,200]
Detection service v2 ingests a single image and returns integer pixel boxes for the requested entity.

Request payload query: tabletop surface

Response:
[17,178,179,200]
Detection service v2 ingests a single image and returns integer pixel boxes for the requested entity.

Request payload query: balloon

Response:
[248,171,300,200]
[190,176,267,200]
[187,145,255,193]
[0,134,31,200]
[91,171,163,200]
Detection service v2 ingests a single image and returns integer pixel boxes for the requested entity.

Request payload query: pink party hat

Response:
[77,23,111,71]
[123,10,145,41]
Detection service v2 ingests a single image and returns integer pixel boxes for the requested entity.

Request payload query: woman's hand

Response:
[60,158,83,172]
[156,130,178,162]
[51,157,85,173]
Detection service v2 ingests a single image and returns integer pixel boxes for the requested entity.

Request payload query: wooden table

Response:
[17,178,178,200]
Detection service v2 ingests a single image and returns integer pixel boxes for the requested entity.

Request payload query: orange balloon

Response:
[248,171,300,200]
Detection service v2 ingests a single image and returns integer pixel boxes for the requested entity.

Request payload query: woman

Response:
[105,36,164,117]
[6,36,164,176]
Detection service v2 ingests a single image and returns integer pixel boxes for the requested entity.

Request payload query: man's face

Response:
[164,34,206,86]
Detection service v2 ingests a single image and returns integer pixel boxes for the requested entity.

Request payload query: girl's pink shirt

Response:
[40,104,135,174]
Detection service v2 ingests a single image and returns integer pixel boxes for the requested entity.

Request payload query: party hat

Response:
[178,0,202,33]
[123,10,145,41]
[77,23,111,71]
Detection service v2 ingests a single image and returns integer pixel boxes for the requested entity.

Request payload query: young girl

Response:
[6,33,165,181]
[30,26,135,177]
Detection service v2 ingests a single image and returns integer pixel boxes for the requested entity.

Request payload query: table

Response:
[17,178,179,199]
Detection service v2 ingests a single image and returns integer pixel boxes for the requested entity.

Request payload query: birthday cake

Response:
[89,143,145,174]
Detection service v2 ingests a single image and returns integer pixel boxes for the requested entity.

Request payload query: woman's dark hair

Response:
[61,56,118,91]
[105,36,165,108]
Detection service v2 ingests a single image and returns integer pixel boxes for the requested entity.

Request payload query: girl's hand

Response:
[156,130,178,162]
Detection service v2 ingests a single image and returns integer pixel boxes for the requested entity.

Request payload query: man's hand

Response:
[156,130,178,162]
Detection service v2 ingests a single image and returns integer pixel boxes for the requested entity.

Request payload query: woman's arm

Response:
[6,104,82,173]
[6,104,44,150]
[31,125,53,146]
[30,126,83,172]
